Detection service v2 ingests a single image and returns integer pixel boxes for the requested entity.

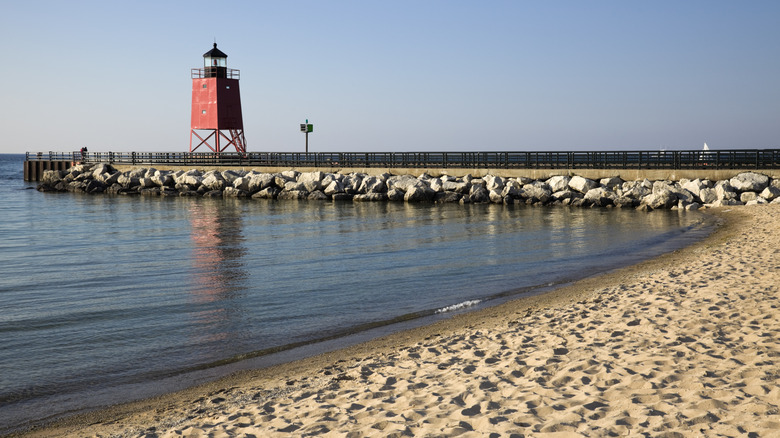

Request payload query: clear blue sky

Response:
[2,0,778,153]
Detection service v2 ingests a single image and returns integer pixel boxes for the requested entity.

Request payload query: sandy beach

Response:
[16,205,780,437]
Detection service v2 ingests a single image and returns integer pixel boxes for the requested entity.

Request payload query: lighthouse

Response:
[190,43,247,154]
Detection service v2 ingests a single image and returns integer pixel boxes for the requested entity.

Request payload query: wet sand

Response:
[16,206,780,437]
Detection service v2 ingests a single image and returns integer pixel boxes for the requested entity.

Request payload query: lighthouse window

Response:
[202,110,207,114]
[226,85,230,89]
[202,84,207,88]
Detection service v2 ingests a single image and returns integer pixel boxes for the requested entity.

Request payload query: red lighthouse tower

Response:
[190,43,247,154]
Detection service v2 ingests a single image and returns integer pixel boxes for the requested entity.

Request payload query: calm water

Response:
[0,154,711,432]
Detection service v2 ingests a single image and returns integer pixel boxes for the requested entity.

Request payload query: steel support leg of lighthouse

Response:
[190,129,247,154]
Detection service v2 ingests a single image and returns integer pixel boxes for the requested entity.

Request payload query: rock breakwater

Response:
[37,164,780,210]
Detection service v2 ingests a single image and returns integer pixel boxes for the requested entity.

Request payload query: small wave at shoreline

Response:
[436,300,482,314]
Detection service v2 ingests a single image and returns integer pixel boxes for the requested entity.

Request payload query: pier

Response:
[24,149,780,182]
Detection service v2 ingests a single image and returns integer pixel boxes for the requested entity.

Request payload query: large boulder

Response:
[387,175,425,192]
[41,170,65,184]
[681,179,707,199]
[387,188,405,201]
[698,187,718,204]
[139,177,157,188]
[483,175,504,192]
[568,176,598,194]
[488,190,504,203]
[551,190,579,202]
[599,176,623,189]
[299,171,324,192]
[759,186,780,202]
[358,176,387,193]
[232,176,250,192]
[117,174,140,187]
[323,180,345,196]
[281,170,299,180]
[252,187,280,199]
[128,168,147,179]
[468,185,490,203]
[91,163,114,179]
[101,171,121,186]
[177,170,203,187]
[502,180,523,199]
[85,179,107,194]
[729,172,769,192]
[284,180,307,192]
[151,172,174,187]
[619,182,651,201]
[547,175,571,193]
[248,173,275,192]
[740,191,758,203]
[222,187,249,198]
[343,174,364,194]
[715,182,738,201]
[640,188,678,209]
[428,178,444,193]
[674,188,698,204]
[442,180,470,194]
[404,186,433,202]
[584,187,615,206]
[221,170,243,185]
[202,172,226,191]
[522,184,552,204]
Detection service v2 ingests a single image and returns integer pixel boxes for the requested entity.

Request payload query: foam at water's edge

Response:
[436,300,482,314]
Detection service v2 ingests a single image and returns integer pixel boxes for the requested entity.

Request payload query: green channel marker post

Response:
[300,119,314,153]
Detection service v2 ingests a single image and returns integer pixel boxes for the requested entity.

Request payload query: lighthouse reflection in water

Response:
[187,200,250,350]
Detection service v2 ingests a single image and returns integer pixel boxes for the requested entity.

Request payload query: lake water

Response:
[0,154,711,432]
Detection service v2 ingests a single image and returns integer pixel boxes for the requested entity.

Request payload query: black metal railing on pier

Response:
[25,149,780,170]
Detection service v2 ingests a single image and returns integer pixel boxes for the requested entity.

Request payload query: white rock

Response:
[202,172,226,191]
[324,180,344,196]
[232,176,250,192]
[568,176,597,193]
[442,180,470,194]
[299,171,324,192]
[221,170,243,184]
[522,185,552,203]
[359,176,387,193]
[641,189,677,209]
[488,189,504,203]
[698,187,718,204]
[90,163,112,179]
[584,187,615,202]
[483,175,504,192]
[41,170,64,184]
[715,183,737,201]
[759,186,780,201]
[281,170,299,180]
[682,179,705,198]
[729,172,769,192]
[547,175,571,193]
[599,176,623,189]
